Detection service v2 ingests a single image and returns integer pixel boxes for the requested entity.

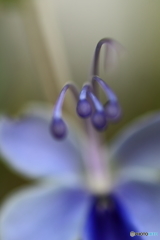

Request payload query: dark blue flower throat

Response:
[51,38,122,139]
[83,194,142,240]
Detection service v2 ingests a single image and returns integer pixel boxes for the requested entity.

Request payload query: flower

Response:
[0,39,160,240]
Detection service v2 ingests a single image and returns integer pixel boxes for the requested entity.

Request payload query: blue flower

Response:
[0,39,160,240]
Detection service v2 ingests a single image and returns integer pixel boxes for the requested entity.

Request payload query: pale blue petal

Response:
[113,180,160,239]
[0,183,91,240]
[110,111,160,169]
[0,113,84,182]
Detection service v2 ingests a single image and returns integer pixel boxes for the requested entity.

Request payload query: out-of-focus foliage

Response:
[0,0,22,5]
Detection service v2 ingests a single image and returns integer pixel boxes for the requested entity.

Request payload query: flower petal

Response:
[113,180,160,239]
[83,195,140,240]
[0,109,84,182]
[0,182,91,240]
[110,111,160,169]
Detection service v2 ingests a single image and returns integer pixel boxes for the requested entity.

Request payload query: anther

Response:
[91,111,107,131]
[105,101,121,121]
[50,118,67,140]
[51,83,79,139]
[77,85,92,118]
[88,91,108,131]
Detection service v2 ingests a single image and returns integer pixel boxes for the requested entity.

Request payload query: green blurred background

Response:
[0,0,160,203]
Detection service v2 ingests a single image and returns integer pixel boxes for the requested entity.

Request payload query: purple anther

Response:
[105,101,121,121]
[77,85,92,118]
[91,111,108,131]
[50,118,67,139]
[77,99,92,118]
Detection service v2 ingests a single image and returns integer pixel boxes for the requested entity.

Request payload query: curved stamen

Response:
[92,76,118,102]
[92,75,121,121]
[51,83,79,139]
[91,38,124,96]
[53,83,79,118]
[77,84,108,131]
[51,38,123,139]
[88,91,104,112]
[77,83,105,118]
[92,38,123,76]
[92,38,113,76]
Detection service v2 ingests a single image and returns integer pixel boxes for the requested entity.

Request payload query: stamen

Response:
[92,38,115,76]
[92,76,121,121]
[91,38,124,96]
[92,38,124,76]
[88,91,104,112]
[76,85,92,118]
[50,83,79,139]
[77,84,107,130]
[51,38,123,140]
[53,84,79,119]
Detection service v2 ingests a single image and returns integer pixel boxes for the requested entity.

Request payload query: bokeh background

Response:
[0,0,160,203]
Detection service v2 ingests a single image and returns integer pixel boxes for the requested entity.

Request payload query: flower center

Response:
[96,195,113,211]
